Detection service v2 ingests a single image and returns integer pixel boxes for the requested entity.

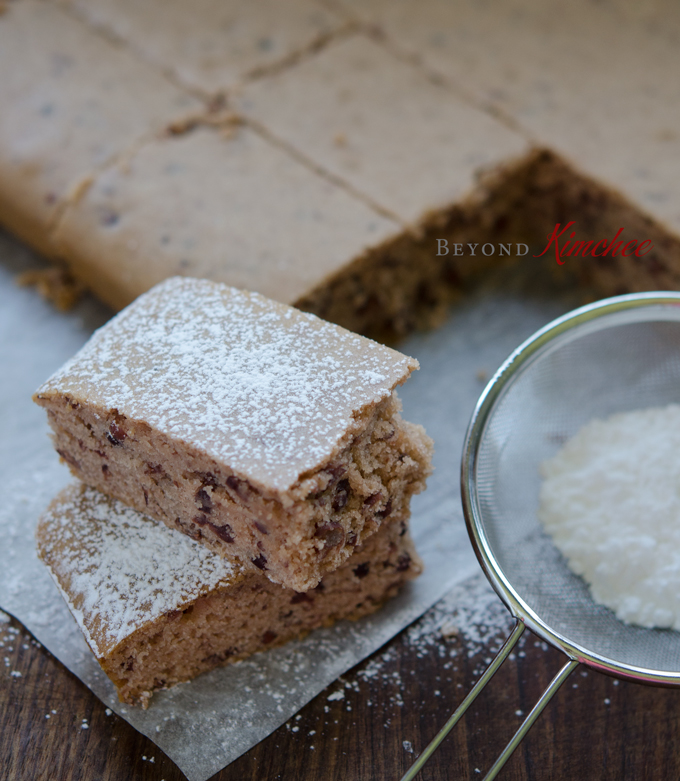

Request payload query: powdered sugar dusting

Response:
[353,574,513,686]
[38,278,417,491]
[403,574,513,660]
[37,484,242,658]
[302,574,515,721]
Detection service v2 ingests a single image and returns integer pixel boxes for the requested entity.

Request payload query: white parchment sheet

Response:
[0,230,574,780]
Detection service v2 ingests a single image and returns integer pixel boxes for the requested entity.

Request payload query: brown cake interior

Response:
[107,518,420,708]
[38,390,432,592]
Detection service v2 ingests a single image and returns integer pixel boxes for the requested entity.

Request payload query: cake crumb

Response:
[16,267,84,311]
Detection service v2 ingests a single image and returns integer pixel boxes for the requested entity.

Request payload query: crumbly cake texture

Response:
[37,483,422,707]
[34,277,432,592]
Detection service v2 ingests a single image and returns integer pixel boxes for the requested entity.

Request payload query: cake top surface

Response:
[0,0,201,227]
[37,484,243,658]
[63,0,346,95]
[36,277,418,491]
[236,33,528,225]
[55,125,400,311]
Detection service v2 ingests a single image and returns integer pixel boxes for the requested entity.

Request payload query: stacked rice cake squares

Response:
[34,277,432,705]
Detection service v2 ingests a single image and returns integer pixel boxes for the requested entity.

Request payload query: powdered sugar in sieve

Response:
[403,292,680,781]
[538,404,680,631]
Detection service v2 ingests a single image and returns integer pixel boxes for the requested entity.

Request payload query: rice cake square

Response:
[234,34,529,225]
[34,277,432,591]
[54,123,401,314]
[60,0,348,95]
[37,483,422,707]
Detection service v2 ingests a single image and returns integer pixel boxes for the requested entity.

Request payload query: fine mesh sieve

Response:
[402,292,680,781]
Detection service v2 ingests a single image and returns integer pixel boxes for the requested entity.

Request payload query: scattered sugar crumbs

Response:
[402,573,515,662]
[293,574,620,738]
[281,574,518,739]
[1,615,37,681]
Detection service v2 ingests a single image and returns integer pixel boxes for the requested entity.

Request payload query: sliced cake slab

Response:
[37,483,422,707]
[333,0,680,234]
[34,277,432,592]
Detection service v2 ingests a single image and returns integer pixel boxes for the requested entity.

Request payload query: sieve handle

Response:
[482,656,578,780]
[400,620,578,781]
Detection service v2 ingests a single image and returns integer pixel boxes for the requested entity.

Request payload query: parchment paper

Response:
[0,230,577,781]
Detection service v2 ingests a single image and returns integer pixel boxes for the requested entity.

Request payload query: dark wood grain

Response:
[3,595,680,781]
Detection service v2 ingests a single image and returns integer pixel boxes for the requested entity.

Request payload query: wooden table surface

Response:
[3,576,680,781]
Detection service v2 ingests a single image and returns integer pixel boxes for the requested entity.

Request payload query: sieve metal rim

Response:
[461,290,680,687]
[402,292,680,781]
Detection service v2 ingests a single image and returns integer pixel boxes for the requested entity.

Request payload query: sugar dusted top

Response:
[37,484,242,657]
[37,278,418,491]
